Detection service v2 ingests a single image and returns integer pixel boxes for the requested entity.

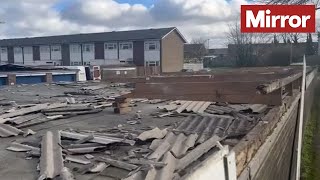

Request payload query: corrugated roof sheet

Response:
[60,131,135,146]
[0,124,23,137]
[39,131,64,180]
[175,101,212,113]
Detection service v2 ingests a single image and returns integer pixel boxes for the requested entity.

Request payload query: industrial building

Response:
[0,27,186,72]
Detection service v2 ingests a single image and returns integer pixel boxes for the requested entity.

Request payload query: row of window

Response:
[0,41,160,55]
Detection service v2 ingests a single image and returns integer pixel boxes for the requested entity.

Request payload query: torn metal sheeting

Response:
[148,141,171,161]
[128,159,167,167]
[38,131,64,180]
[0,124,23,137]
[60,167,75,180]
[137,128,167,141]
[175,101,211,114]
[6,142,40,153]
[84,154,95,159]
[175,115,236,140]
[97,157,138,171]
[0,103,67,124]
[16,116,62,128]
[8,113,44,125]
[88,162,109,173]
[64,144,106,154]
[23,129,36,137]
[176,135,221,171]
[147,152,176,180]
[60,131,135,146]
[65,155,91,165]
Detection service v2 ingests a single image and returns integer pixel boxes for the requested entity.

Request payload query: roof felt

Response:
[0,27,179,46]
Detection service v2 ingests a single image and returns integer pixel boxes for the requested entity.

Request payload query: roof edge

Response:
[162,27,188,43]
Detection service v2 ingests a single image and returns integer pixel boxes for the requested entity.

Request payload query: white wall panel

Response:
[70,44,81,64]
[82,43,94,63]
[13,47,23,64]
[40,45,50,60]
[51,45,61,60]
[144,41,160,62]
[23,46,33,63]
[104,43,118,60]
[119,42,133,61]
[145,51,160,61]
[0,47,8,63]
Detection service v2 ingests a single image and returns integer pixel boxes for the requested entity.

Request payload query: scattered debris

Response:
[38,131,64,180]
[0,124,23,137]
[6,142,40,153]
[23,129,36,137]
[84,154,95,159]
[137,128,168,141]
[65,155,91,165]
[97,157,138,171]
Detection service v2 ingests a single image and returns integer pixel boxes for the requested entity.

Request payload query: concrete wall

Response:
[161,30,184,72]
[183,63,204,71]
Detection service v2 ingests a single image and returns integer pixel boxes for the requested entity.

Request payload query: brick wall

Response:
[237,73,318,180]
[7,74,16,85]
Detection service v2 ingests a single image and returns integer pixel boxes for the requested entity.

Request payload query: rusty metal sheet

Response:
[38,131,64,180]
[0,124,23,137]
[60,131,135,146]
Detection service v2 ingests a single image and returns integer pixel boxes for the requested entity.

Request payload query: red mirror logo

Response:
[241,5,316,33]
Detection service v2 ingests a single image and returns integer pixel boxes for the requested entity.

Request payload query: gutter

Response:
[296,55,306,180]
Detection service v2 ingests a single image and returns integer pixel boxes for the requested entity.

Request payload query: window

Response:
[120,43,132,50]
[1,48,7,53]
[71,62,82,66]
[145,41,159,51]
[83,61,91,66]
[51,46,61,52]
[83,44,93,52]
[40,46,50,53]
[105,43,117,50]
[146,61,159,66]
[14,47,22,54]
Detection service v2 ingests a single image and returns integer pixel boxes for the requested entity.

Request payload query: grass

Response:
[301,85,320,180]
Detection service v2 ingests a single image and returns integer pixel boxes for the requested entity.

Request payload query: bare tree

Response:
[227,23,264,66]
[260,0,320,9]
[184,38,208,63]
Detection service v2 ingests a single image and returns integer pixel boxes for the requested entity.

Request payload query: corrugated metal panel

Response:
[52,74,76,82]
[0,124,23,137]
[6,142,40,153]
[39,131,64,180]
[175,101,212,113]
[9,113,44,125]
[16,76,45,85]
[60,131,135,146]
[0,77,6,86]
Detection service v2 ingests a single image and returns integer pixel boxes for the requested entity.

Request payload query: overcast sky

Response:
[0,0,318,48]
